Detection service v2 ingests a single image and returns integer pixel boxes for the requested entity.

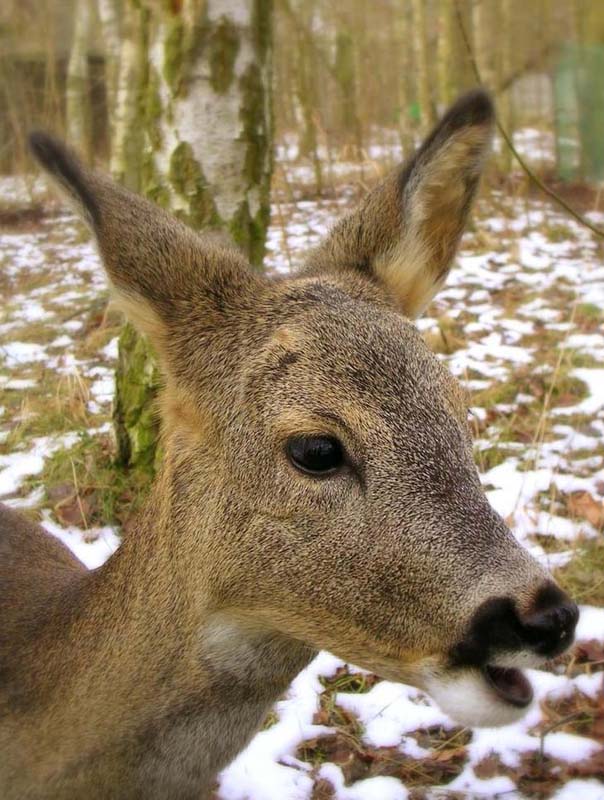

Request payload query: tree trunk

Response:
[113,0,273,474]
[97,0,121,123]
[289,0,323,191]
[66,0,93,156]
[498,0,514,172]
[411,0,435,131]
[451,0,476,92]
[334,30,362,158]
[473,0,497,89]
[110,1,148,189]
[437,0,455,109]
[392,0,415,158]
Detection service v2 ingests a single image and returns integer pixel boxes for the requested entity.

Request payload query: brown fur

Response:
[1,92,569,798]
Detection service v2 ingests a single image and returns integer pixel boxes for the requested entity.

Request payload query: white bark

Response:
[97,0,121,52]
[146,0,272,259]
[97,0,122,116]
[66,0,93,153]
[110,2,141,184]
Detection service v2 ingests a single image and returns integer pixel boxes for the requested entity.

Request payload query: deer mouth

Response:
[482,664,533,707]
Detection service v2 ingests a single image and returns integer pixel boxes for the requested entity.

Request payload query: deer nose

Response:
[519,585,579,658]
[450,583,579,667]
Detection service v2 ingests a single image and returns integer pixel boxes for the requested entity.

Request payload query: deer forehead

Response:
[244,280,468,442]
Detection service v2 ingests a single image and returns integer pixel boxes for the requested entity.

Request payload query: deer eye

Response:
[286,436,344,476]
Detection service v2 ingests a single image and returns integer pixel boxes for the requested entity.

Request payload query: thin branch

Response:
[453,0,604,239]
[495,42,555,95]
[278,0,338,83]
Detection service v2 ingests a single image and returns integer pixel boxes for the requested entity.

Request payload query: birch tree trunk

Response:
[97,0,121,123]
[110,1,148,188]
[113,0,273,474]
[411,0,435,130]
[66,0,93,156]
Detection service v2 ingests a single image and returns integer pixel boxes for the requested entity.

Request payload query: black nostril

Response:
[449,589,579,670]
[522,599,579,658]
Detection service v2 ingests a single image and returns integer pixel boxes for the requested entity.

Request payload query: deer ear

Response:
[28,133,251,347]
[306,90,494,318]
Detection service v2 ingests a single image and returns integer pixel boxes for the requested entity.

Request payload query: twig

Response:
[495,42,555,95]
[70,457,89,531]
[453,0,604,239]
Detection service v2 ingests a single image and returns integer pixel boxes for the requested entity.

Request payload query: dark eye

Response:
[286,435,344,476]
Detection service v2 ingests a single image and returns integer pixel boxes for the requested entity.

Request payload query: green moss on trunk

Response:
[229,199,269,268]
[208,16,240,93]
[113,322,161,475]
[163,14,186,93]
[237,61,272,266]
[169,141,220,228]
[252,0,272,57]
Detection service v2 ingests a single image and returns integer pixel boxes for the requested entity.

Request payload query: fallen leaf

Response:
[567,491,604,529]
[55,495,90,528]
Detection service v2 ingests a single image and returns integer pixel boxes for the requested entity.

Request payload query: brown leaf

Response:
[55,495,90,528]
[312,708,330,726]
[432,746,467,763]
[575,639,604,665]
[311,779,336,800]
[567,491,604,529]
[569,748,604,778]
[47,482,74,503]
[473,753,502,779]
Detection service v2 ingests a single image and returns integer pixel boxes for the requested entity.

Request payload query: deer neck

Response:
[11,466,314,796]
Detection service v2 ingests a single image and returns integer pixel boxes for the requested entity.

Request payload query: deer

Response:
[0,90,579,799]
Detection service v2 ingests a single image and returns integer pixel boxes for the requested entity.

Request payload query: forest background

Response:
[2,2,604,798]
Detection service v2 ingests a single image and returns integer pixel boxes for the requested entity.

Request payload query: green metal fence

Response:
[555,43,604,182]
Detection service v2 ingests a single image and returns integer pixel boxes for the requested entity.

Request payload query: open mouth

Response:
[482,665,533,708]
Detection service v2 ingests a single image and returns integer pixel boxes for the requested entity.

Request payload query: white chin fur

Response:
[425,670,532,728]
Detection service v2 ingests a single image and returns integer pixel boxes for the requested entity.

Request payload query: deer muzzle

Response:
[444,581,579,715]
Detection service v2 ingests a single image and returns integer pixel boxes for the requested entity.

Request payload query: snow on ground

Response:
[1,140,604,798]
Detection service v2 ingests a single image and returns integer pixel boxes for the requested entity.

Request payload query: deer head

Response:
[30,90,578,729]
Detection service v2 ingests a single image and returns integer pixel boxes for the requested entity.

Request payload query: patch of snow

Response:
[334,680,450,748]
[49,334,73,348]
[102,336,119,360]
[218,652,341,800]
[318,763,409,800]
[552,369,604,416]
[1,378,37,390]
[551,780,604,800]
[0,432,79,497]
[576,605,604,642]
[0,341,47,366]
[41,512,120,570]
